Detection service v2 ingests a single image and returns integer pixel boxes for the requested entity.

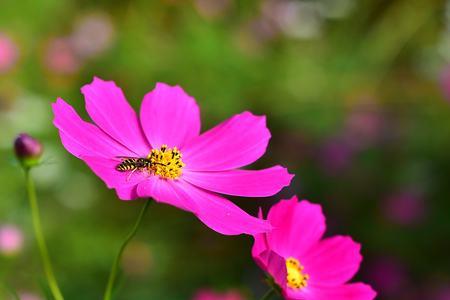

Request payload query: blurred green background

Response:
[1,0,450,299]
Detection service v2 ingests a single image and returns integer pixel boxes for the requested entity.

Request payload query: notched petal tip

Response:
[154,81,172,89]
[153,82,194,99]
[140,81,201,149]
[53,97,65,104]
[82,76,129,96]
[337,235,363,264]
[239,110,270,129]
[52,97,68,111]
[89,75,112,86]
[81,76,121,96]
[240,110,266,120]
[274,165,295,187]
[183,165,294,198]
[92,75,105,82]
[52,97,73,124]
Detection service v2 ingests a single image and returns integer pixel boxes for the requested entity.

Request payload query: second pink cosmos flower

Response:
[52,77,293,235]
[252,197,376,300]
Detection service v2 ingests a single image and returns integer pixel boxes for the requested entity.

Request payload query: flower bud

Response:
[14,133,43,168]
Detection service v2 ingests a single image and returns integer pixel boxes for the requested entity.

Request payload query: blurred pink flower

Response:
[252,197,376,300]
[0,225,24,255]
[440,66,450,101]
[366,257,408,298]
[344,105,383,150]
[0,33,18,73]
[383,190,426,226]
[192,289,245,300]
[319,136,354,175]
[52,77,293,235]
[248,17,279,43]
[44,37,81,74]
[71,13,115,59]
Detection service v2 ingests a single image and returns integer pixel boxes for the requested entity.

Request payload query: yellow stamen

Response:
[148,144,185,179]
[286,257,309,290]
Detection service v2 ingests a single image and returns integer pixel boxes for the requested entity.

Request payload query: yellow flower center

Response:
[286,257,309,290]
[148,144,185,179]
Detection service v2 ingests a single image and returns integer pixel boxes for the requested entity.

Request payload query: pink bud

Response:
[14,133,43,168]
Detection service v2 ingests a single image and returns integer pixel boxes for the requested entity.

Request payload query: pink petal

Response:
[263,250,288,290]
[52,98,135,158]
[252,249,287,293]
[252,208,270,268]
[139,83,200,149]
[183,166,293,197]
[267,198,326,258]
[303,236,362,286]
[81,77,150,155]
[182,181,272,235]
[307,283,377,300]
[115,185,139,201]
[140,179,271,235]
[182,112,271,171]
[136,177,198,212]
[81,156,145,200]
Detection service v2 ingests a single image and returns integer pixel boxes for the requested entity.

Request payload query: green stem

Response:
[259,288,276,300]
[103,199,151,300]
[25,170,64,300]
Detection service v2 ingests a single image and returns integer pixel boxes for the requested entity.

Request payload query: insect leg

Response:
[126,168,138,182]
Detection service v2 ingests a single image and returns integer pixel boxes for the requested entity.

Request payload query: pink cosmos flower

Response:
[383,190,426,226]
[252,197,376,300]
[192,288,245,300]
[52,77,293,235]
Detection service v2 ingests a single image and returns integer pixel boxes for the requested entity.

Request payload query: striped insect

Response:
[115,157,153,180]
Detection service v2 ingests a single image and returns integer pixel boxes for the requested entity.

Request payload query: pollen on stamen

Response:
[286,257,309,290]
[148,144,185,179]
